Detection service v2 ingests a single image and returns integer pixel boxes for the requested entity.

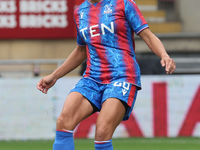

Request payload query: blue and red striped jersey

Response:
[74,0,149,89]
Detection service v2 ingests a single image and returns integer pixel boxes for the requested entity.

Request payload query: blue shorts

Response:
[70,77,138,120]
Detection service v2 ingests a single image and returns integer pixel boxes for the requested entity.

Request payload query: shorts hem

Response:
[70,90,101,112]
[102,96,133,121]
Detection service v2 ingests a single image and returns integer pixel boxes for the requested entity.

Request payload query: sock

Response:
[53,130,74,150]
[94,139,113,150]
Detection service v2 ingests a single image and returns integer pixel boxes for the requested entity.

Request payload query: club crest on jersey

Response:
[104,4,112,14]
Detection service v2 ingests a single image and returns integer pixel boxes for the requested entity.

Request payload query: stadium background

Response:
[0,0,200,149]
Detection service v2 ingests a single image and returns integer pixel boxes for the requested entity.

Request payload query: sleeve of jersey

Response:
[76,29,86,46]
[124,0,149,35]
[73,11,86,46]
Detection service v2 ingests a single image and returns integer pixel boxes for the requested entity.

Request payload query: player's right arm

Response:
[37,45,87,94]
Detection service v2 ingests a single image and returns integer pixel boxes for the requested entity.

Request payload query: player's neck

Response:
[89,0,101,4]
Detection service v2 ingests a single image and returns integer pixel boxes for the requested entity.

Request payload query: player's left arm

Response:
[139,28,176,74]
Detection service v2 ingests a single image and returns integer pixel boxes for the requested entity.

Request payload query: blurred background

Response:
[0,0,200,147]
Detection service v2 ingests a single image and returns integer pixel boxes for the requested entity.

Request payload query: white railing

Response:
[171,57,200,74]
[0,59,66,66]
[0,59,80,77]
[0,57,199,77]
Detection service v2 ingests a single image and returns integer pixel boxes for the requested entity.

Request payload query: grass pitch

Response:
[0,138,199,150]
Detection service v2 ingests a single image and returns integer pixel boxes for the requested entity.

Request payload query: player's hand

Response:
[37,75,57,94]
[160,56,176,74]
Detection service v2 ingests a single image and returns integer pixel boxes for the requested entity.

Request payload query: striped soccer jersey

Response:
[74,0,149,89]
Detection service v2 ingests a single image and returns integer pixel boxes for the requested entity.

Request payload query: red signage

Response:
[0,0,75,39]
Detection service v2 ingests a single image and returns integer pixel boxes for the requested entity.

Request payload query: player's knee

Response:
[56,115,65,129]
[95,125,111,141]
[56,114,74,130]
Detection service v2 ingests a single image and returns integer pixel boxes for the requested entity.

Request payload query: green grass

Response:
[0,138,200,150]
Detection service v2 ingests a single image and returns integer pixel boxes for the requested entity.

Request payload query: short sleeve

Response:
[124,0,149,35]
[74,11,86,46]
[77,29,86,46]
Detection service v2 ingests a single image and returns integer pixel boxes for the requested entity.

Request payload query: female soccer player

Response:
[37,0,176,149]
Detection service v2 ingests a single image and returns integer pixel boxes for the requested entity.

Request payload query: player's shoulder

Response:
[74,0,88,14]
[123,0,137,5]
[115,0,137,8]
[123,0,136,2]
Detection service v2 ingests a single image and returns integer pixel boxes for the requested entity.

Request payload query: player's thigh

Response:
[95,98,126,140]
[57,91,94,130]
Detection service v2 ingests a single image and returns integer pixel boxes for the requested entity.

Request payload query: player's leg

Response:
[53,92,94,150]
[56,92,94,130]
[53,78,101,150]
[94,98,126,150]
[94,82,138,150]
